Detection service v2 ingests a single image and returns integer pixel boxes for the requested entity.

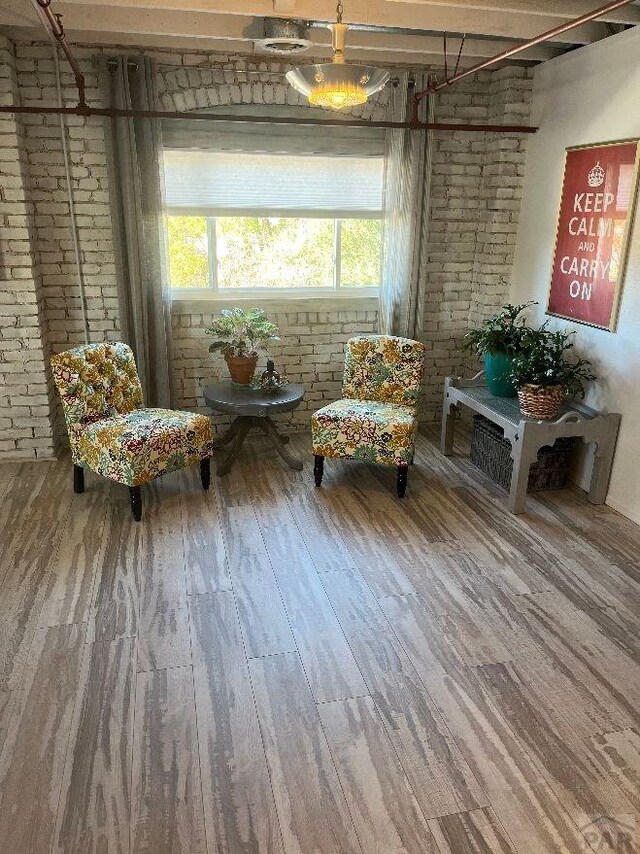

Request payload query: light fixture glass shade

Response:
[286,63,390,110]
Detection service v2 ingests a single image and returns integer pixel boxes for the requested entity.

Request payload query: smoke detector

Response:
[255,19,312,54]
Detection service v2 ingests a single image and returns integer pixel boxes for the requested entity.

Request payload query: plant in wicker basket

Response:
[511,327,595,419]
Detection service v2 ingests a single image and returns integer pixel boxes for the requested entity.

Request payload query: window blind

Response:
[162,149,384,218]
[160,109,385,158]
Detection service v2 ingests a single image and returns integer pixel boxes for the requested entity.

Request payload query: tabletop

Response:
[452,384,600,428]
[204,382,305,417]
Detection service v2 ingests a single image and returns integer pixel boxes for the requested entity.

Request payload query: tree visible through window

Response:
[166,215,381,291]
[166,216,208,288]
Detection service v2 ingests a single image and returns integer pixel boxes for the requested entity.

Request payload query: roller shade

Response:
[160,111,385,158]
[162,149,384,217]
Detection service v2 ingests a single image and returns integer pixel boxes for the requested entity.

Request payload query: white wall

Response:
[511,26,640,523]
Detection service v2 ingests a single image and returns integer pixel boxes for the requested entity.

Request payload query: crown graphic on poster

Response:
[587,161,606,188]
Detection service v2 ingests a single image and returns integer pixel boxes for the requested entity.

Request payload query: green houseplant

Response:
[463,302,536,397]
[511,327,595,419]
[205,308,280,385]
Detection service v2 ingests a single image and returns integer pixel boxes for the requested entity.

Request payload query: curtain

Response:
[100,56,173,408]
[379,72,434,340]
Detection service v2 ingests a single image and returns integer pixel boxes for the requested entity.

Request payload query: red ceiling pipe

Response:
[412,0,637,125]
[35,0,87,111]
[24,0,537,133]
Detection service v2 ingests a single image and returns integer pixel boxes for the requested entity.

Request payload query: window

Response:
[162,146,383,294]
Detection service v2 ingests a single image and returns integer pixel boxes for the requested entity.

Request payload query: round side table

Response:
[203,382,305,476]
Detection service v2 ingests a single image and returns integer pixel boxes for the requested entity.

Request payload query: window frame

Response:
[165,208,382,300]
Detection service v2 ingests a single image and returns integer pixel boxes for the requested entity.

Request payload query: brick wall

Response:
[0,36,57,459]
[0,38,532,458]
[15,45,120,355]
[172,299,378,434]
[469,67,533,327]
[421,67,533,414]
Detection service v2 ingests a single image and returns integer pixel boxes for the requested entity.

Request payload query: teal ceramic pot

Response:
[484,351,517,397]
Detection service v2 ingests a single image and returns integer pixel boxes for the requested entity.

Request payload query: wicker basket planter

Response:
[517,383,565,420]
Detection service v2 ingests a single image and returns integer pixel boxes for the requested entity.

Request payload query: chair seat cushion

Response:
[311,398,417,466]
[73,408,213,486]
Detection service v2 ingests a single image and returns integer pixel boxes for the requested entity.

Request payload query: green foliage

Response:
[463,302,537,356]
[511,327,596,397]
[166,215,382,290]
[166,216,209,288]
[205,307,280,358]
[340,219,382,287]
[217,217,335,289]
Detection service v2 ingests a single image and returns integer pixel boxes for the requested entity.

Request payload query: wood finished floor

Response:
[0,428,639,854]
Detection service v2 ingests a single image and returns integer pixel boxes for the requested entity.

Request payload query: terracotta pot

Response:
[225,353,258,385]
[517,383,565,420]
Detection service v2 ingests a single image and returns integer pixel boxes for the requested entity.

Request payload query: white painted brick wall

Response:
[0,36,57,459]
[0,38,532,458]
[172,305,378,436]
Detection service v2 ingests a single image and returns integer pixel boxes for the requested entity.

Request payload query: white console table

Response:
[441,373,621,514]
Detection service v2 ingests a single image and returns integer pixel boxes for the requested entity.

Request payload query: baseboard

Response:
[603,495,640,526]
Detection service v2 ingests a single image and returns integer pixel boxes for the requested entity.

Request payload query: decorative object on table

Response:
[463,302,536,397]
[547,139,640,331]
[205,307,280,386]
[311,335,426,498]
[257,359,287,394]
[204,382,304,476]
[441,374,621,515]
[286,1,389,110]
[50,342,213,521]
[511,327,595,420]
[471,414,575,492]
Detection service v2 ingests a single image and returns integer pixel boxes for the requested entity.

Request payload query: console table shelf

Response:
[441,373,621,514]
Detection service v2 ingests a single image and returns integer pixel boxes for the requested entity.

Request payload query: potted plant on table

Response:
[511,327,595,419]
[463,302,536,397]
[205,307,280,385]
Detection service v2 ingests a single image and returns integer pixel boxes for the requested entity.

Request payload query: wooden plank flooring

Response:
[0,425,639,854]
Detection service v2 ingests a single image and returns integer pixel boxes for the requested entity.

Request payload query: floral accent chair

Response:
[311,335,426,497]
[51,342,214,520]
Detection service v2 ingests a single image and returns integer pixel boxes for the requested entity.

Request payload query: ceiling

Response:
[1,0,639,70]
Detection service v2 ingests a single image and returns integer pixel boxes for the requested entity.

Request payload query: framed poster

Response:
[547,139,640,331]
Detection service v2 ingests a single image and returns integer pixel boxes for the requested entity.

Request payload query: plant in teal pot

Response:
[463,302,536,397]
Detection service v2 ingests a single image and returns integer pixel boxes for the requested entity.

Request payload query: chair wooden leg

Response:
[397,465,408,498]
[314,455,324,487]
[200,457,211,490]
[73,464,84,494]
[129,486,142,521]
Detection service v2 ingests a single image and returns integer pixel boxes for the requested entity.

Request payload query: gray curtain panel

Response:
[379,72,434,341]
[99,56,174,408]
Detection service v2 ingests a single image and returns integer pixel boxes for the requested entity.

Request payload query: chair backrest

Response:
[50,342,143,430]
[342,335,426,406]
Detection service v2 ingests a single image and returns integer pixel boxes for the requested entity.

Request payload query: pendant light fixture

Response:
[285,2,390,110]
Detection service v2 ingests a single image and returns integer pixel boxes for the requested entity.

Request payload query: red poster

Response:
[547,140,640,331]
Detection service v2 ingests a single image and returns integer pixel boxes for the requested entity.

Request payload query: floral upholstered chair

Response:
[311,334,426,497]
[51,342,214,520]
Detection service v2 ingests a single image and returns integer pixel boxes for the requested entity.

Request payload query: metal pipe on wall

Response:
[29,0,91,345]
[34,0,87,111]
[412,0,637,118]
[4,0,540,133]
[6,0,637,133]
[0,103,537,134]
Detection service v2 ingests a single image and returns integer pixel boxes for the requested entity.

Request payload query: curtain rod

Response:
[0,103,537,133]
